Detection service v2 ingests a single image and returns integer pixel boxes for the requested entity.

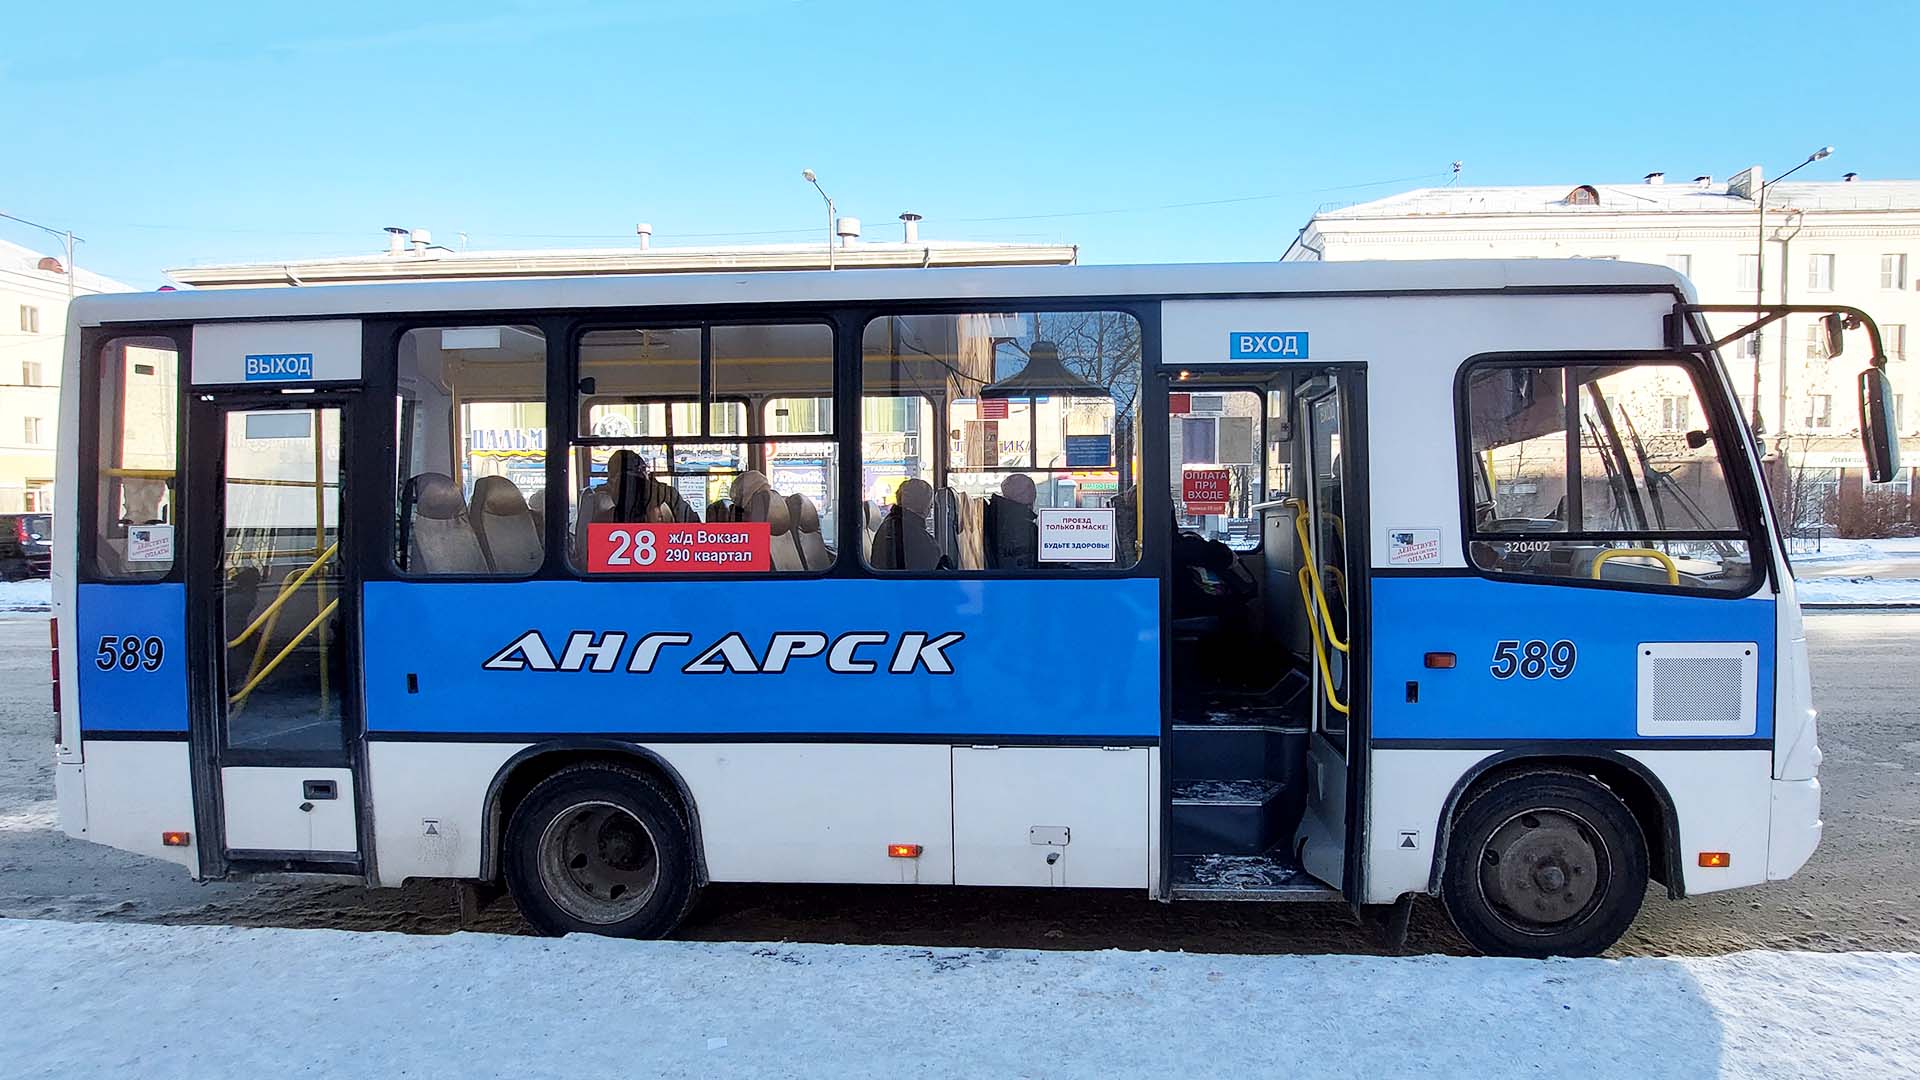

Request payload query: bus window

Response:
[93,336,179,580]
[1171,389,1264,551]
[570,322,836,573]
[393,326,548,576]
[1461,358,1757,593]
[860,311,1142,572]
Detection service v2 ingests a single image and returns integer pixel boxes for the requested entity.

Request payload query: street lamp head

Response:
[802,169,818,183]
[1812,146,1834,161]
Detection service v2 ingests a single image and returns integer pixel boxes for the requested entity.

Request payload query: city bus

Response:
[50,260,1900,957]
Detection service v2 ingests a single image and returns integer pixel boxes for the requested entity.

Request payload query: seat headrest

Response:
[897,478,935,515]
[764,492,794,535]
[1000,473,1037,506]
[731,470,770,505]
[407,473,466,519]
[472,475,530,517]
[707,498,736,523]
[527,489,546,513]
[789,493,821,532]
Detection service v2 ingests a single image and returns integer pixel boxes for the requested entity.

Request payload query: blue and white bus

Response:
[50,261,1900,957]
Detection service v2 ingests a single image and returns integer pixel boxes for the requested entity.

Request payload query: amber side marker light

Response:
[1698,851,1731,868]
[887,843,922,859]
[1423,652,1457,669]
[161,831,191,848]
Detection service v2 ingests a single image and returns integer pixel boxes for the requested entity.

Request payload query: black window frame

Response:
[1452,349,1772,600]
[80,326,190,584]
[566,315,842,578]
[853,303,1152,578]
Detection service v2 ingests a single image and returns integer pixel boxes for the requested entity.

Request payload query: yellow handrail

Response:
[1295,568,1349,715]
[228,599,337,707]
[227,542,338,649]
[1590,547,1680,586]
[1286,500,1348,654]
[101,467,177,479]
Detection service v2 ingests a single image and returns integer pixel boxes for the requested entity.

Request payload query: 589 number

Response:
[1490,639,1575,680]
[95,635,164,672]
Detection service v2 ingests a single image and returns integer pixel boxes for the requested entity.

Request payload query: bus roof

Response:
[71,259,1690,328]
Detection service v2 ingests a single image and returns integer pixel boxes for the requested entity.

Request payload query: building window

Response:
[395,325,550,577]
[1665,254,1691,277]
[1461,359,1754,593]
[1884,253,1909,290]
[21,360,41,386]
[1737,254,1759,293]
[1659,395,1691,432]
[1887,324,1907,362]
[1807,253,1835,292]
[1805,394,1834,430]
[861,310,1142,572]
[22,483,50,513]
[17,306,38,334]
[1896,394,1907,433]
[1807,324,1828,360]
[22,417,43,445]
[569,322,837,574]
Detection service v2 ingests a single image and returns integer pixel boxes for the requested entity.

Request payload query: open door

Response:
[188,397,362,871]
[1292,373,1369,910]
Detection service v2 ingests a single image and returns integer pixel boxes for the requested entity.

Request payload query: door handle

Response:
[303,780,338,800]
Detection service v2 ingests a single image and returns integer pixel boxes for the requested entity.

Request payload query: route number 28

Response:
[1490,639,1576,680]
[95,635,164,672]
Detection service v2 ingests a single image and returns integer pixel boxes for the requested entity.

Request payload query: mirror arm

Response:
[1667,302,1888,368]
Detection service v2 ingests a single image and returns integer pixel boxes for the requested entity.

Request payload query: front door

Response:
[192,400,361,867]
[1293,374,1367,906]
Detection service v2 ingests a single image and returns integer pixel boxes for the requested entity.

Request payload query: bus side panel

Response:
[1367,575,1777,903]
[73,583,189,735]
[79,740,199,871]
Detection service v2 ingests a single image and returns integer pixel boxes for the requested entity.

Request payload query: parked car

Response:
[0,513,52,579]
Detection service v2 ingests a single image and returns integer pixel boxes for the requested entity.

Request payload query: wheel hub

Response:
[536,801,661,925]
[1478,810,1605,932]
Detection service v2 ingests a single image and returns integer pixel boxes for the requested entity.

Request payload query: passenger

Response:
[869,478,943,571]
[604,450,696,523]
[985,473,1038,569]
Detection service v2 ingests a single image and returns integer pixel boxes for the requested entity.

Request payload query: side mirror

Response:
[1823,314,1848,358]
[1859,367,1901,483]
[1684,429,1710,450]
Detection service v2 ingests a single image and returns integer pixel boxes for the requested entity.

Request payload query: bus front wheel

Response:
[1440,769,1647,958]
[503,764,700,939]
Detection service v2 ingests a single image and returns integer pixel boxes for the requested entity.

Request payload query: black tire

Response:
[503,764,700,938]
[1440,769,1648,959]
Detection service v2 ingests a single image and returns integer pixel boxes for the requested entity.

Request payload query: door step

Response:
[1169,723,1308,782]
[1169,853,1340,901]
[1170,779,1294,856]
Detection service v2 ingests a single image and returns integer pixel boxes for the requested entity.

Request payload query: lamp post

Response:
[0,210,79,299]
[1751,146,1833,432]
[802,169,836,271]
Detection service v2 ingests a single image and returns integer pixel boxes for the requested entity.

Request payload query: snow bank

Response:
[0,579,49,613]
[1,921,1915,1079]
[1786,536,1920,563]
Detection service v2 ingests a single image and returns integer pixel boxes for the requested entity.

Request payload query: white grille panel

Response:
[1636,642,1759,737]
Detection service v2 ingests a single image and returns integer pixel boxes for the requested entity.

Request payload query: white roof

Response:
[1317,179,1920,220]
[0,238,130,294]
[73,259,1688,327]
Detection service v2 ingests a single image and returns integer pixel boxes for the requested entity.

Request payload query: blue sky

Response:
[5,0,1917,288]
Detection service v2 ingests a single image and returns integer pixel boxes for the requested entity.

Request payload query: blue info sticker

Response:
[244,353,315,381]
[1227,332,1309,360]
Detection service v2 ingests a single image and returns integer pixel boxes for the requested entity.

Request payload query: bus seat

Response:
[572,487,613,564]
[932,487,960,568]
[766,493,805,572]
[707,498,736,523]
[402,472,487,574]
[731,470,771,507]
[985,474,1038,570]
[526,488,546,536]
[956,492,985,570]
[788,493,833,570]
[471,475,543,575]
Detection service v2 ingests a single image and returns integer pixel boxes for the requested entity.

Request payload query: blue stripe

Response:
[1371,576,1775,742]
[76,583,189,733]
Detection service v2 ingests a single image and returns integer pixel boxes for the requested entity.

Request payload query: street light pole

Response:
[802,169,836,271]
[0,210,81,299]
[1750,146,1833,432]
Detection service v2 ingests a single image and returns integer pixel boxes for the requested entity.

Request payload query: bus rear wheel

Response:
[1441,769,1647,958]
[504,764,699,939]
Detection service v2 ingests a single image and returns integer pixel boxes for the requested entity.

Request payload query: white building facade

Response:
[0,240,130,513]
[1286,171,1920,532]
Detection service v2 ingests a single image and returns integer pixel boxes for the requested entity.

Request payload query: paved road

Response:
[3,613,1916,955]
[1794,557,1920,581]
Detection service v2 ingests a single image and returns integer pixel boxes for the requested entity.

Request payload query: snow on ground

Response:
[1785,536,1920,563]
[0,921,1915,1080]
[1795,576,1920,605]
[0,579,49,613]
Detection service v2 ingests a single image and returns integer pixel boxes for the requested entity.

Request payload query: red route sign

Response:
[1182,468,1230,515]
[587,522,771,573]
